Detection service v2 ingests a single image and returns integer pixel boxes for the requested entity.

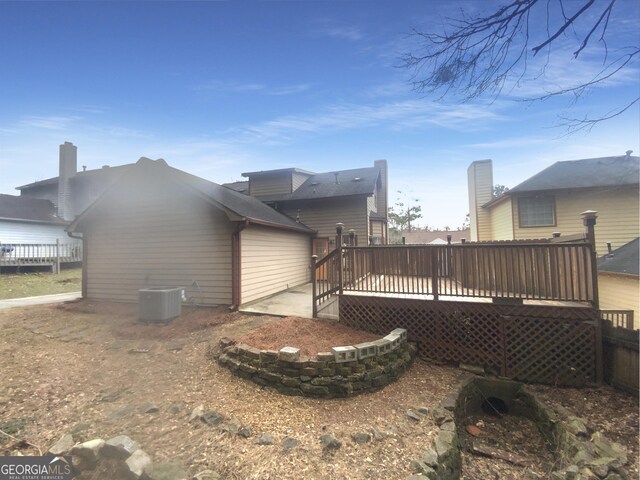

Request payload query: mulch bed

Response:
[233,316,380,356]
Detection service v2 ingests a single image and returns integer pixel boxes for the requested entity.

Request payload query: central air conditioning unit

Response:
[138,287,183,323]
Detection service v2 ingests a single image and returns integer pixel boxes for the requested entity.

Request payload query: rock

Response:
[604,474,625,480]
[281,437,300,451]
[420,449,438,468]
[193,470,221,480]
[417,406,430,415]
[371,428,384,441]
[146,461,187,480]
[102,435,139,460]
[220,418,242,435]
[255,433,275,446]
[566,417,588,438]
[48,433,75,456]
[351,432,371,444]
[144,404,160,414]
[459,363,485,375]
[465,425,481,437]
[440,394,457,412]
[201,411,225,427]
[319,434,342,450]
[591,432,628,465]
[279,346,300,362]
[564,465,580,480]
[125,449,152,478]
[189,405,205,422]
[406,410,422,422]
[70,438,105,466]
[409,460,437,479]
[431,406,453,426]
[238,426,252,438]
[70,438,105,471]
[168,403,183,415]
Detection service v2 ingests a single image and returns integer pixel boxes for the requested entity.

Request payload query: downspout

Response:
[67,231,86,298]
[230,219,250,310]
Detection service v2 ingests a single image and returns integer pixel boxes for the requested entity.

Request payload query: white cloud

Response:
[19,115,81,130]
[195,80,311,96]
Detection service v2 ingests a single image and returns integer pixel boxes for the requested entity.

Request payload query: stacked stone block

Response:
[217,329,416,398]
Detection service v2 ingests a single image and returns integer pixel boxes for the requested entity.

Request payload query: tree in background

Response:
[388,191,423,235]
[401,0,638,132]
[493,184,510,197]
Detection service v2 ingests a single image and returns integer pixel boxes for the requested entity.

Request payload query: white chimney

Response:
[467,160,493,241]
[58,141,77,221]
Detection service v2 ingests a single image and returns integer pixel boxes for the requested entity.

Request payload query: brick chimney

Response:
[467,160,493,241]
[58,141,77,221]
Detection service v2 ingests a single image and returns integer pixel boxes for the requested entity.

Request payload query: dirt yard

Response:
[0,301,637,479]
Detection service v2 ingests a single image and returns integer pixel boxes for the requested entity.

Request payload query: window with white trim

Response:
[518,196,555,227]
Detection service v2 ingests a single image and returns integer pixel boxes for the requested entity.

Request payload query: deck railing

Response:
[0,242,82,268]
[313,241,598,313]
[600,310,635,330]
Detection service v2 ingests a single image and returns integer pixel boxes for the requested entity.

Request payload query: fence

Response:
[313,242,597,313]
[601,312,639,394]
[0,241,82,272]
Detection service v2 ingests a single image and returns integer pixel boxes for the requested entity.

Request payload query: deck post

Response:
[336,224,344,295]
[311,255,318,318]
[431,247,439,300]
[582,210,602,384]
[55,239,61,274]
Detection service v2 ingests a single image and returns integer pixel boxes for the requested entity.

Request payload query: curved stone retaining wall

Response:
[217,328,416,398]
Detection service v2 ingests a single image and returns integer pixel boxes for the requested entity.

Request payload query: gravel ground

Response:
[0,301,636,479]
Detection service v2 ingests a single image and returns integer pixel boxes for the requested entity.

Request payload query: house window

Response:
[519,196,555,227]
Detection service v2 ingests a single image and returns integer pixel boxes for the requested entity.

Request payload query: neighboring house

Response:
[16,142,132,221]
[404,229,470,245]
[468,153,640,254]
[224,160,389,257]
[0,194,70,243]
[67,158,315,307]
[597,238,639,328]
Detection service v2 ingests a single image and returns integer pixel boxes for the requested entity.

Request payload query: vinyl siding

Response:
[599,272,639,328]
[84,182,233,305]
[281,197,368,245]
[249,173,292,197]
[490,198,514,240]
[512,186,639,254]
[0,221,75,244]
[468,161,493,241]
[240,225,311,304]
[370,220,384,237]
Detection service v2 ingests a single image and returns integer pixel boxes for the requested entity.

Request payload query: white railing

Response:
[0,241,82,268]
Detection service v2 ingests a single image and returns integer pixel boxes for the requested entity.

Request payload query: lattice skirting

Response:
[339,295,599,386]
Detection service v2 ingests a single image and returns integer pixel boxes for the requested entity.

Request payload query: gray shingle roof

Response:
[0,194,66,224]
[256,166,380,202]
[16,164,133,190]
[597,238,639,276]
[509,155,639,193]
[69,158,314,234]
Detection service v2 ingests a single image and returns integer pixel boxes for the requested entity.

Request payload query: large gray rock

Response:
[48,433,75,456]
[125,449,152,478]
[102,435,139,460]
[255,433,275,446]
[70,438,105,468]
[201,411,225,427]
[189,405,205,422]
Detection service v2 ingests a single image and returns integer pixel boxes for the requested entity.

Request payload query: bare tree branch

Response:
[400,0,638,132]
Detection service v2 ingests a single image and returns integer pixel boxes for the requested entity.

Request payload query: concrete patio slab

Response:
[239,283,313,318]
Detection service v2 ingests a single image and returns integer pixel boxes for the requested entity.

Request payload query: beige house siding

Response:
[599,272,639,329]
[512,187,639,253]
[240,225,311,304]
[249,173,292,197]
[468,160,493,241]
[490,198,514,240]
[85,183,233,305]
[282,197,368,245]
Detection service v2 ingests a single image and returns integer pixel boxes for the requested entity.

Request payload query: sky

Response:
[1,0,638,230]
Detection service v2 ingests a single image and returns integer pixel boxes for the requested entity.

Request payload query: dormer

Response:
[241,168,315,199]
